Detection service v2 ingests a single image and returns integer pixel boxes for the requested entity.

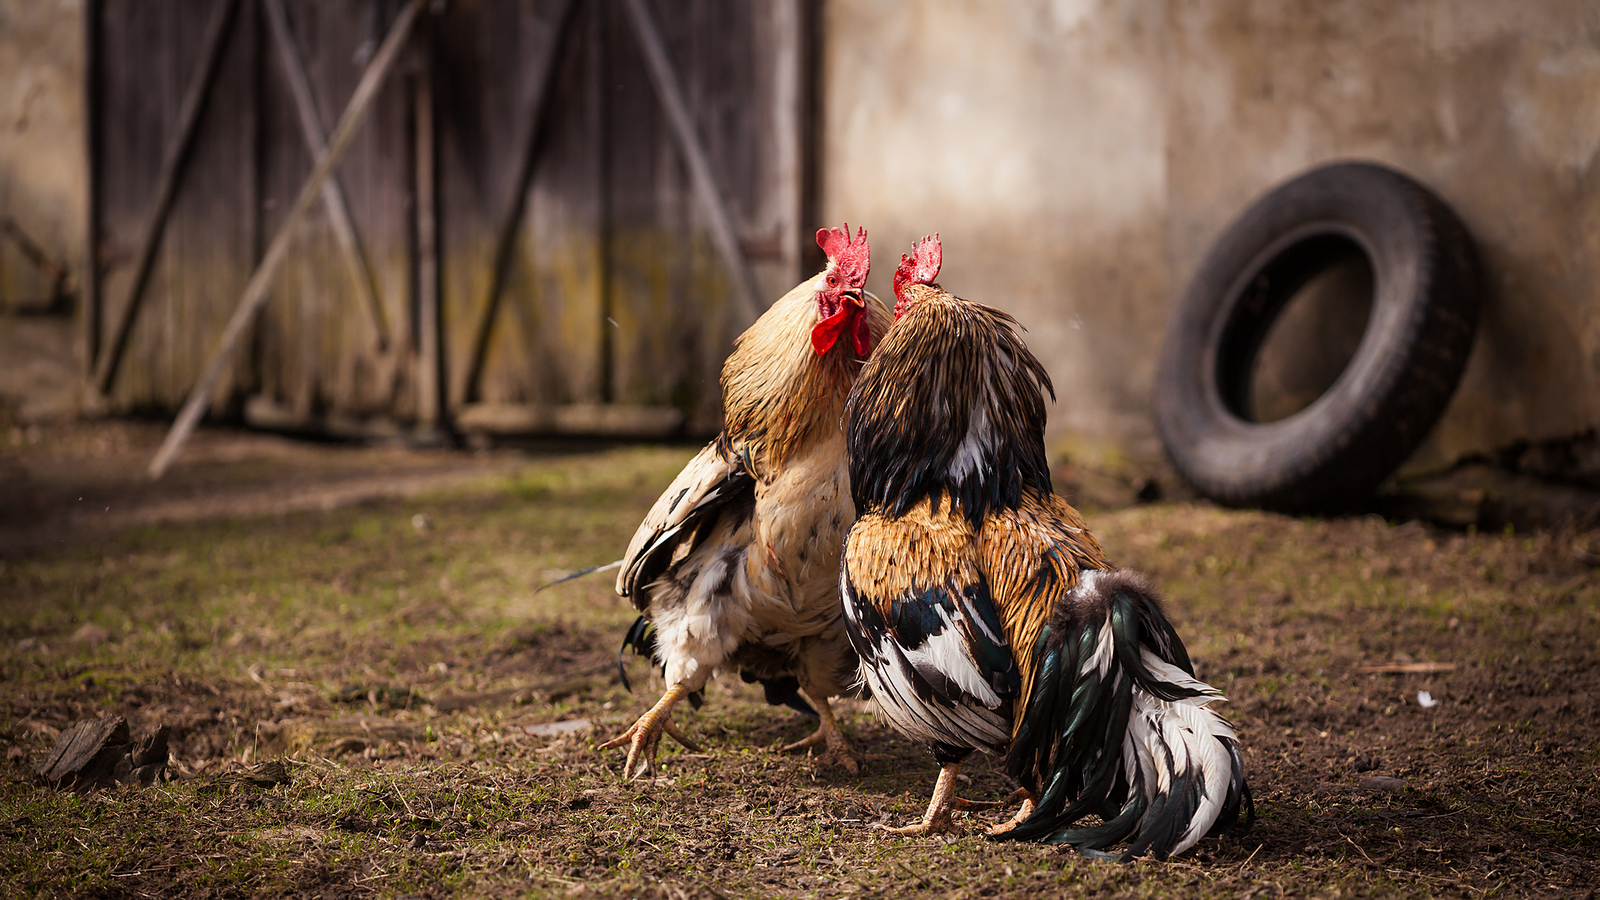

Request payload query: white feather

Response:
[858,633,1011,752]
[1080,617,1115,679]
[899,604,1003,708]
[947,401,993,483]
[1140,651,1223,701]
[1120,656,1240,857]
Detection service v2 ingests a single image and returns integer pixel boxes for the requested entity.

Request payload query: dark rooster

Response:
[604,225,892,778]
[839,235,1251,859]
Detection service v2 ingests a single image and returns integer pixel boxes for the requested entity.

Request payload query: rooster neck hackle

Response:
[722,278,891,481]
[846,287,1055,524]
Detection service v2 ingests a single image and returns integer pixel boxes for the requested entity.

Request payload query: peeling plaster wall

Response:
[0,0,84,311]
[823,0,1600,468]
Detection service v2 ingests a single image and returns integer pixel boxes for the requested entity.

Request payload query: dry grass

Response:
[2,424,1598,898]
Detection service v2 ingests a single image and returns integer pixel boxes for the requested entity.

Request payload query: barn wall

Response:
[8,0,1599,463]
[0,0,83,313]
[821,0,1600,470]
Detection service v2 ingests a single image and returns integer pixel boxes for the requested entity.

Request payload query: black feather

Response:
[617,615,656,693]
[616,615,702,708]
[622,450,756,606]
[994,581,1250,859]
[845,298,1053,527]
[737,671,819,718]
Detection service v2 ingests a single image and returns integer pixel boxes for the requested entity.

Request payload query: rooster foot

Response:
[599,683,701,780]
[780,728,862,774]
[874,762,968,837]
[873,809,958,836]
[984,790,1037,836]
[955,786,1029,814]
[778,694,860,774]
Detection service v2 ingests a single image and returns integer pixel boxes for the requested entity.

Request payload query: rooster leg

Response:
[599,683,701,780]
[984,789,1037,836]
[952,786,1029,812]
[875,764,962,836]
[779,693,860,773]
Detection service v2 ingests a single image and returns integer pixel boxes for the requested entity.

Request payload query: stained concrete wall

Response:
[823,0,1172,462]
[0,0,83,312]
[822,0,1600,470]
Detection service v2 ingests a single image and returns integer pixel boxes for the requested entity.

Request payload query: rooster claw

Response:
[984,792,1036,836]
[781,730,862,774]
[600,684,699,780]
[871,812,957,837]
[950,796,1002,812]
[778,694,859,773]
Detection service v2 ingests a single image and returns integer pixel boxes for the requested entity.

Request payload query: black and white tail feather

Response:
[1000,569,1253,860]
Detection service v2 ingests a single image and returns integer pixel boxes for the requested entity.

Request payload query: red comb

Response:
[816,224,870,287]
[893,233,941,296]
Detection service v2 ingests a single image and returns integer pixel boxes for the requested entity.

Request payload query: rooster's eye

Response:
[827,275,838,286]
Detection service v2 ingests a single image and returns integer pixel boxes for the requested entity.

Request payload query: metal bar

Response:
[148,0,426,480]
[453,0,579,409]
[262,0,390,353]
[93,0,240,395]
[619,0,763,326]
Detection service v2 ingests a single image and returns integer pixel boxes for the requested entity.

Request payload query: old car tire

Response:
[1154,161,1480,511]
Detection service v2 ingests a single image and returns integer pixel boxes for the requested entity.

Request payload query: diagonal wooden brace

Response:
[147,0,427,480]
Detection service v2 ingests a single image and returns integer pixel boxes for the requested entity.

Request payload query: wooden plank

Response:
[451,0,579,409]
[456,402,683,436]
[600,0,794,431]
[619,0,762,328]
[89,0,803,437]
[431,0,604,417]
[80,0,102,373]
[414,28,442,434]
[771,0,805,287]
[261,0,388,354]
[102,0,259,412]
[148,0,426,479]
[92,0,239,395]
[600,0,681,410]
[252,0,413,421]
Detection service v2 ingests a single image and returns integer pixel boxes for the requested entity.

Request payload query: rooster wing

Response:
[616,439,755,607]
[841,496,1019,760]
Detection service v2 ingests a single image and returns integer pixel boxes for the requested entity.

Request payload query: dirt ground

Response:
[2,419,1598,899]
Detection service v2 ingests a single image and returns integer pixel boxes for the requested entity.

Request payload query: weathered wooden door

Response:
[86,0,813,439]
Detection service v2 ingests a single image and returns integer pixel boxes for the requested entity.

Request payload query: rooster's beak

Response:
[842,290,864,308]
